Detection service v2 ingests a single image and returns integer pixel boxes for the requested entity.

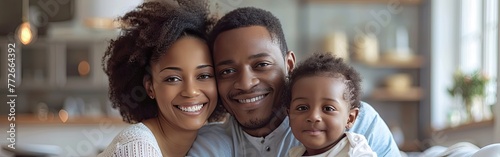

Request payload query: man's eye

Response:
[324,106,336,112]
[165,77,181,82]
[296,105,308,111]
[256,62,270,67]
[220,69,236,75]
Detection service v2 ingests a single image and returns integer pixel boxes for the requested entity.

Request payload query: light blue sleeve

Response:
[187,123,233,157]
[350,102,402,157]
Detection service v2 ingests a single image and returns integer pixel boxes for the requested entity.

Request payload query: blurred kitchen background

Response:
[0,0,499,156]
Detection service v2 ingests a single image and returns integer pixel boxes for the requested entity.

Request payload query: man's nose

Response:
[234,67,259,91]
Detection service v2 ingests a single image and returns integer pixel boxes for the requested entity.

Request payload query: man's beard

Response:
[238,105,287,132]
[238,112,275,130]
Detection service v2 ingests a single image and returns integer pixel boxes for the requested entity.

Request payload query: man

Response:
[189,7,401,157]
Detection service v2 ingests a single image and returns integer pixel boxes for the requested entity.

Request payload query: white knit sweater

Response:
[98,123,162,157]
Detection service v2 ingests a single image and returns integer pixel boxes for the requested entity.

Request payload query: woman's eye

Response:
[324,106,336,112]
[220,68,236,75]
[198,73,213,79]
[165,76,181,82]
[296,105,308,111]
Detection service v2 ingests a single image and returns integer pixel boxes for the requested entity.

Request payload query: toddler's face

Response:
[288,75,357,155]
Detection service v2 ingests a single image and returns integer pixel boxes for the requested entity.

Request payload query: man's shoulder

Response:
[198,122,229,136]
[190,123,233,157]
[352,101,385,134]
[359,101,379,118]
[352,102,402,157]
[196,122,233,144]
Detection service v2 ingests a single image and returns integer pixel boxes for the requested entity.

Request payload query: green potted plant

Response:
[447,70,490,122]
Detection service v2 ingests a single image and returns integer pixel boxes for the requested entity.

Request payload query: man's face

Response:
[213,26,293,130]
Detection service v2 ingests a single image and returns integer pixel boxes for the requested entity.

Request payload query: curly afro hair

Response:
[209,7,289,57]
[102,0,226,124]
[286,52,362,110]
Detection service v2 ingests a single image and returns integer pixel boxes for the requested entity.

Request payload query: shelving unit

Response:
[371,87,422,101]
[0,32,116,123]
[356,56,423,152]
[357,55,424,69]
[360,55,424,102]
[437,119,495,133]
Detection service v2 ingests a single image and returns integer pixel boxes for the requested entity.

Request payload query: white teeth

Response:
[238,95,265,103]
[177,104,204,112]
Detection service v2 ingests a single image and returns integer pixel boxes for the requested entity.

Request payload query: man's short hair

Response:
[210,7,289,57]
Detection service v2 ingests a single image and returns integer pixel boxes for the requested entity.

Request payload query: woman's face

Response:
[146,36,217,130]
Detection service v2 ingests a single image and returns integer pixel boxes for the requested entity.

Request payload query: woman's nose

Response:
[181,81,201,98]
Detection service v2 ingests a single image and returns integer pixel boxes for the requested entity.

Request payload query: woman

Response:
[98,0,227,156]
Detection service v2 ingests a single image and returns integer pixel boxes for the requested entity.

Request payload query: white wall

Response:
[496,0,500,141]
[430,0,459,130]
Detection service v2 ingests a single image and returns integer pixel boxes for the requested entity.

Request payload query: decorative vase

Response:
[463,98,473,123]
[463,96,486,122]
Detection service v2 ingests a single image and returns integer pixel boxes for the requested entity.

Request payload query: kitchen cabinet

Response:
[15,39,108,90]
[0,33,117,124]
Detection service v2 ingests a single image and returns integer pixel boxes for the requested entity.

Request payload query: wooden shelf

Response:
[400,140,422,152]
[303,0,422,5]
[357,56,424,69]
[370,87,422,101]
[435,119,495,133]
[0,114,125,125]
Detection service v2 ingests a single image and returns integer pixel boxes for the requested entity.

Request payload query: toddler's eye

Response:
[296,105,308,111]
[324,106,336,112]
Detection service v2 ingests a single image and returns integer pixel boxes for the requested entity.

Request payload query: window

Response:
[431,0,498,130]
[459,0,498,107]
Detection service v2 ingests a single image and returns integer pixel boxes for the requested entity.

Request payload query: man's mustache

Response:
[229,88,273,98]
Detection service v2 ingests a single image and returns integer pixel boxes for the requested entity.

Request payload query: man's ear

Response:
[143,75,155,99]
[346,107,360,129]
[286,51,296,74]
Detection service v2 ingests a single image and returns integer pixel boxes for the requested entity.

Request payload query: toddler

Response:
[286,52,377,157]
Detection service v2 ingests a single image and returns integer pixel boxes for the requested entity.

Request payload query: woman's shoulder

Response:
[115,123,157,143]
[98,123,161,157]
